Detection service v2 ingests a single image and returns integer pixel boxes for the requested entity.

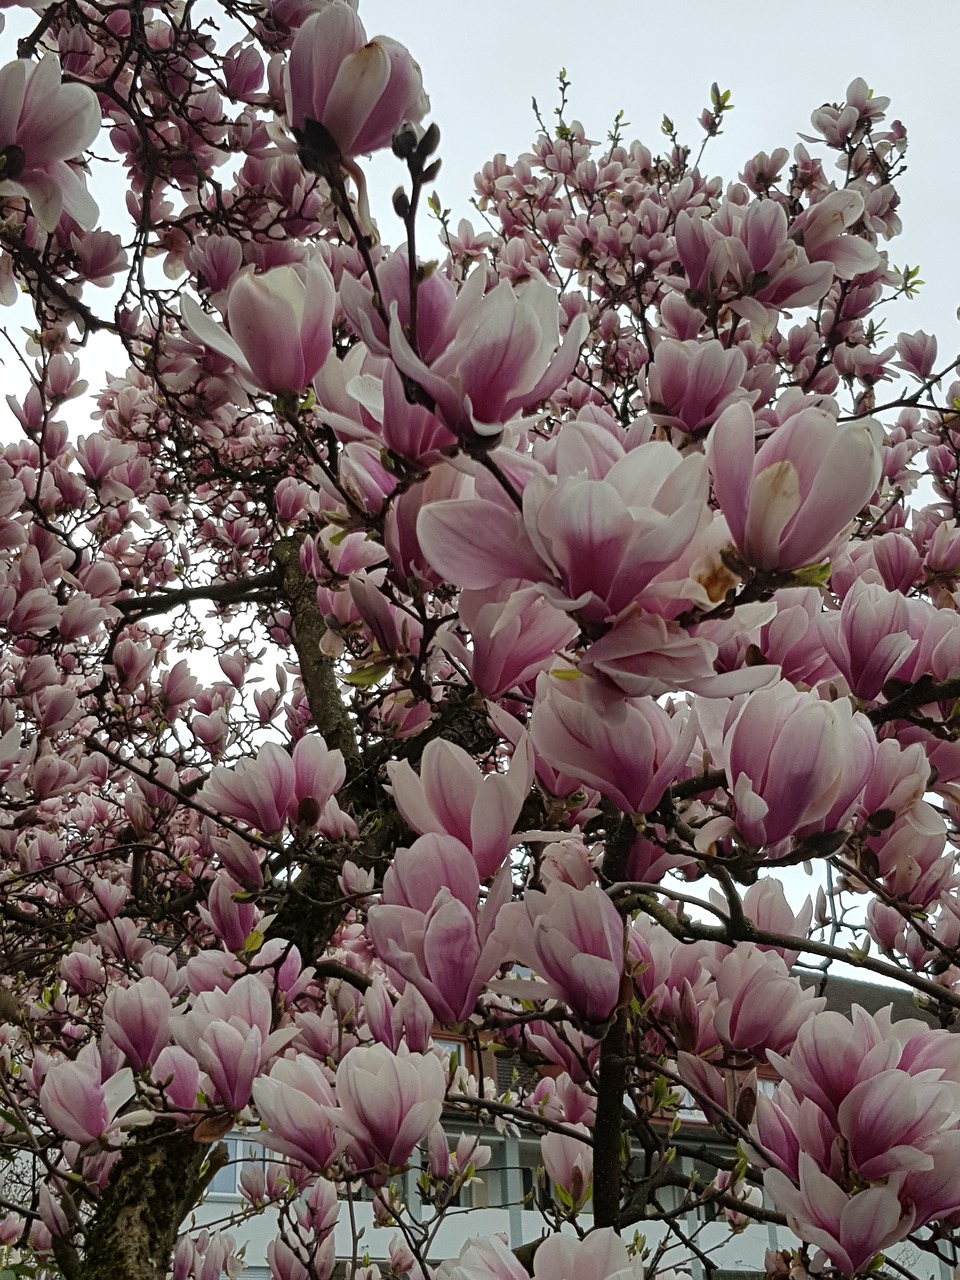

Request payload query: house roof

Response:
[799,972,951,1028]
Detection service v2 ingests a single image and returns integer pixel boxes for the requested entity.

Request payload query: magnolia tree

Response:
[3,3,960,1279]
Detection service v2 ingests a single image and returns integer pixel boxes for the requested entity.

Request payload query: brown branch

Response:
[870,675,960,727]
[593,813,636,1231]
[78,1127,227,1280]
[112,569,281,619]
[272,535,359,765]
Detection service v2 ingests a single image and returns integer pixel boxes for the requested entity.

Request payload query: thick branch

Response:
[112,570,281,620]
[272,535,359,764]
[870,675,960,727]
[79,1128,226,1280]
[593,813,636,1231]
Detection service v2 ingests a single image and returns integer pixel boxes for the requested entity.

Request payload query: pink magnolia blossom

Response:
[765,1155,911,1275]
[285,4,428,158]
[895,329,938,379]
[581,611,778,698]
[0,55,101,230]
[336,1042,445,1173]
[252,1057,345,1171]
[492,880,624,1024]
[171,973,298,1112]
[202,735,345,835]
[541,1125,593,1210]
[182,259,335,395]
[454,582,579,698]
[375,832,480,914]
[707,400,883,572]
[712,945,823,1058]
[196,1019,265,1112]
[441,1235,529,1280]
[532,1230,645,1280]
[417,438,712,623]
[202,871,262,951]
[339,362,459,464]
[390,269,589,437]
[754,1004,960,1267]
[720,878,813,969]
[646,338,749,435]
[363,978,433,1054]
[102,976,173,1071]
[172,973,298,1065]
[387,736,533,878]
[520,443,713,622]
[367,846,511,1023]
[722,681,876,848]
[790,189,881,279]
[151,1046,201,1113]
[530,674,696,816]
[444,1228,645,1280]
[820,579,916,700]
[674,202,833,313]
[340,250,457,366]
[267,1238,323,1280]
[39,1056,135,1146]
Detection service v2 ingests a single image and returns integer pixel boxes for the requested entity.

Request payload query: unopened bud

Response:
[417,122,441,159]
[391,123,419,160]
[392,187,411,219]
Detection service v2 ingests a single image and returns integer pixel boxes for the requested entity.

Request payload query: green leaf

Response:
[243,929,265,955]
[791,562,831,588]
[344,661,393,688]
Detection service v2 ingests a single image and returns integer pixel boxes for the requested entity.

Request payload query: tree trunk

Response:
[77,1128,225,1280]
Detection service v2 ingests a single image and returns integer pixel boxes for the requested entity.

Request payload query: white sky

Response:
[361,0,960,349]
[1,2,957,396]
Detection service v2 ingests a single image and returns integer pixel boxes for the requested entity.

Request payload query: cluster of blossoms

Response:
[3,3,960,1280]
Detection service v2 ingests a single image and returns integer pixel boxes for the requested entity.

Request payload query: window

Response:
[434,1036,471,1074]
[205,1136,267,1198]
[517,1141,554,1213]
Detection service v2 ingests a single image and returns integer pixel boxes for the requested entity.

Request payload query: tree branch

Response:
[272,535,359,764]
[112,570,282,619]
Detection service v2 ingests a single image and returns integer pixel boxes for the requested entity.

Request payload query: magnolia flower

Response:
[417,438,712,622]
[646,338,749,435]
[765,1155,911,1275]
[723,681,876,848]
[367,844,511,1023]
[39,1057,135,1146]
[492,880,625,1025]
[707,400,883,572]
[202,735,345,835]
[541,1125,593,1210]
[252,1057,345,1171]
[103,977,172,1071]
[387,736,534,878]
[285,3,428,159]
[390,269,589,437]
[0,55,101,230]
[336,1042,445,1172]
[530,674,696,816]
[533,1231,646,1280]
[182,259,336,395]
[790,189,881,279]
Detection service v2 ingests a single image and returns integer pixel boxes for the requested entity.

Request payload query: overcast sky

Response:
[361,0,960,348]
[1,2,957,393]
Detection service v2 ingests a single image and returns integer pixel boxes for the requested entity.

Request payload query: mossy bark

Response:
[78,1129,226,1280]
